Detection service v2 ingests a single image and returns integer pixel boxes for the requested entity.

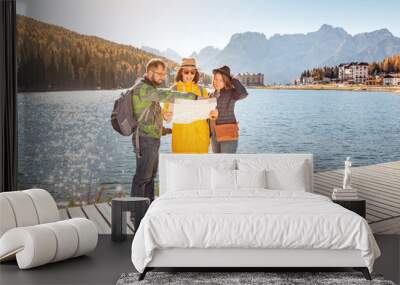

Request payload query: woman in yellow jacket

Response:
[163,58,217,153]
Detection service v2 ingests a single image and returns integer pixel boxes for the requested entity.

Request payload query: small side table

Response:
[333,199,366,218]
[111,197,150,242]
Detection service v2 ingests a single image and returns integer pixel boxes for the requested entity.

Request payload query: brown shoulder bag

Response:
[213,122,239,142]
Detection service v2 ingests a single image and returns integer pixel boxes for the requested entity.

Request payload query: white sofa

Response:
[0,189,98,269]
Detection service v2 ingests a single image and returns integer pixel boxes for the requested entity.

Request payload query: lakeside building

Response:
[299,63,398,87]
[383,74,400,86]
[338,62,369,83]
[299,76,338,85]
[301,76,314,84]
[366,75,384,85]
[237,73,264,86]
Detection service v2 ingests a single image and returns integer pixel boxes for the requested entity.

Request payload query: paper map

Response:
[167,98,217,124]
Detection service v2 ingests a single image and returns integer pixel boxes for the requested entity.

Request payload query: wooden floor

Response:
[60,160,400,235]
[59,202,134,235]
[314,160,400,235]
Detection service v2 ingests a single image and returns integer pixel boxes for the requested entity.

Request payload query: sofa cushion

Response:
[0,196,17,237]
[0,191,39,227]
[0,189,60,238]
[23,189,59,224]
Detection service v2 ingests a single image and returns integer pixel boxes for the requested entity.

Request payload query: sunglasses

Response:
[183,70,196,75]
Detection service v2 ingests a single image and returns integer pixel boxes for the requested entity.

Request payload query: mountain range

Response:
[166,25,400,84]
[18,14,400,86]
[141,46,182,63]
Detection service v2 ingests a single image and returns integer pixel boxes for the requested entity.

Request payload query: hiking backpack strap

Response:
[134,106,151,159]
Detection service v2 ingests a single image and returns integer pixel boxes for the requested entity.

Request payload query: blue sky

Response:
[17,0,400,56]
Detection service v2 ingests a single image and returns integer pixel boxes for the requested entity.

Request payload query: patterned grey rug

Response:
[116,271,395,285]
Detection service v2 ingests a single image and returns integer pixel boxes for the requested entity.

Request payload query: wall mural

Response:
[16,5,400,222]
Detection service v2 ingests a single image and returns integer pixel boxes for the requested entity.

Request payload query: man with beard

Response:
[130,58,196,203]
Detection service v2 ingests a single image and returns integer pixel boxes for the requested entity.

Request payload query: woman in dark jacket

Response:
[209,65,248,153]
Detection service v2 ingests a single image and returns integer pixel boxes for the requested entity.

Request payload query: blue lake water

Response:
[17,89,400,203]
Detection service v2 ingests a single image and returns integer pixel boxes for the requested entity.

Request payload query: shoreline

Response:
[254,84,400,94]
[17,85,400,94]
[17,88,125,93]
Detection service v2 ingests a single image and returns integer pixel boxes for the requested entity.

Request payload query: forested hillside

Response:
[369,54,400,75]
[16,15,177,91]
